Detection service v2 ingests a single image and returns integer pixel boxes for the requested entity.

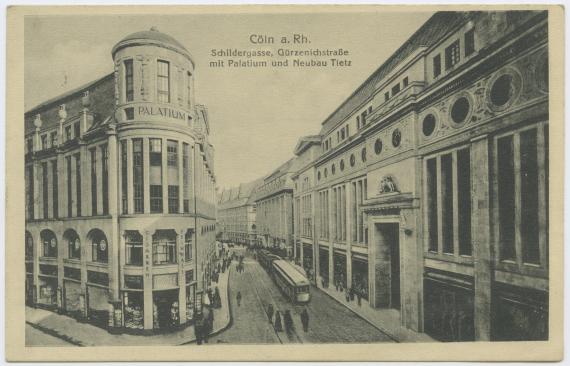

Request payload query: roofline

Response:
[25,72,114,116]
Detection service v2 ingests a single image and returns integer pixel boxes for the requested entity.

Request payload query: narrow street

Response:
[210,249,394,344]
[26,323,77,347]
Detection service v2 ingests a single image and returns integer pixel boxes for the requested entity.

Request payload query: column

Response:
[471,135,492,341]
[57,153,65,219]
[46,160,53,219]
[328,188,334,286]
[293,197,298,260]
[33,160,40,220]
[80,220,89,320]
[143,230,154,331]
[96,146,104,215]
[345,182,353,288]
[70,154,77,217]
[108,134,120,301]
[82,145,91,216]
[178,141,184,213]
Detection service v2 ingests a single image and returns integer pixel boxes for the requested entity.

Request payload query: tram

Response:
[271,259,311,303]
[258,249,281,271]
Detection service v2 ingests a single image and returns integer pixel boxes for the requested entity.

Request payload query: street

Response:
[26,323,77,347]
[210,249,394,344]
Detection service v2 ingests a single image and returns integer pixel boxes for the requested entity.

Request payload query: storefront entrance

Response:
[153,289,179,330]
[372,223,400,309]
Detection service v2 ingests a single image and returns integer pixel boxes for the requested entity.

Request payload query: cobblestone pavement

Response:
[210,252,394,344]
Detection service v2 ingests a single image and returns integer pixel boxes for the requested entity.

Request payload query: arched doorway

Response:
[86,229,110,328]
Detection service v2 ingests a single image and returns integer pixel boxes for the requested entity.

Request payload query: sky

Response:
[24,10,434,190]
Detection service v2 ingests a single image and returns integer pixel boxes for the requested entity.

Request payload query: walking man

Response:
[267,303,274,323]
[300,308,309,333]
[236,291,242,307]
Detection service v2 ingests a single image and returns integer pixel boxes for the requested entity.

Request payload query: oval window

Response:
[317,171,321,181]
[422,114,436,137]
[451,97,470,124]
[361,147,367,162]
[392,129,402,147]
[324,168,328,178]
[350,154,356,167]
[340,159,345,171]
[374,138,383,155]
[490,74,513,107]
[331,164,336,175]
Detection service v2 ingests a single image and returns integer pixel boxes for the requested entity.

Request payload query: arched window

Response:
[64,229,81,260]
[25,231,33,260]
[88,229,108,263]
[153,229,177,265]
[125,230,143,266]
[40,229,57,258]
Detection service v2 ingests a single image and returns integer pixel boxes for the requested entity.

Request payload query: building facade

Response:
[291,11,548,341]
[25,28,217,333]
[254,158,299,257]
[217,179,263,246]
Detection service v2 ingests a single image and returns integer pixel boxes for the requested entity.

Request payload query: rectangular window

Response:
[153,236,176,265]
[121,140,128,214]
[185,232,193,261]
[391,83,401,96]
[51,160,59,218]
[65,125,72,142]
[384,92,390,101]
[75,153,81,216]
[101,144,109,214]
[150,185,163,213]
[90,148,97,215]
[168,185,179,213]
[361,110,367,126]
[183,143,190,213]
[50,131,58,147]
[132,139,144,213]
[26,138,33,154]
[124,59,134,102]
[126,234,143,266]
[66,156,72,217]
[464,29,475,57]
[125,107,134,120]
[167,140,178,167]
[41,135,48,150]
[426,157,438,252]
[403,77,409,87]
[74,122,80,140]
[498,135,516,261]
[441,153,453,254]
[457,148,472,256]
[520,129,539,264]
[150,138,162,166]
[445,40,461,70]
[433,54,441,78]
[157,60,170,103]
[42,162,48,219]
[356,116,360,129]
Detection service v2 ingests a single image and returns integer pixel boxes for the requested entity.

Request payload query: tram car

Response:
[258,250,281,272]
[271,259,311,303]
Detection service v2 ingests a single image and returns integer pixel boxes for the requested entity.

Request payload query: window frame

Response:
[157,60,170,103]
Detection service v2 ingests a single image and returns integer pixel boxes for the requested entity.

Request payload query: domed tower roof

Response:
[111,27,193,62]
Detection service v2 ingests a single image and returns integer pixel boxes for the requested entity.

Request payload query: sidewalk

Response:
[26,268,232,346]
[319,285,435,343]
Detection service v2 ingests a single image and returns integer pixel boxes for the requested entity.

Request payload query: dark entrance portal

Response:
[373,223,401,310]
[153,289,179,330]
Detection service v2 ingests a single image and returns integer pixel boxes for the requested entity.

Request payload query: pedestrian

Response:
[207,288,213,306]
[214,287,221,308]
[267,304,274,324]
[274,310,283,332]
[300,308,309,332]
[194,311,204,345]
[236,291,242,307]
[349,287,355,301]
[357,291,362,306]
[335,280,339,291]
[345,290,350,303]
[284,310,294,334]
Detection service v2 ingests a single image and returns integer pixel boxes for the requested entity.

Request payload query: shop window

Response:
[89,229,108,263]
[433,54,441,78]
[125,230,143,266]
[133,139,144,213]
[464,28,475,57]
[124,59,134,102]
[422,114,437,137]
[65,229,81,260]
[451,97,470,124]
[153,230,177,265]
[157,60,170,103]
[445,40,460,70]
[374,138,382,155]
[41,229,57,258]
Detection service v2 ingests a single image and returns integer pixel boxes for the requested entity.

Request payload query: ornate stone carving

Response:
[378,175,399,195]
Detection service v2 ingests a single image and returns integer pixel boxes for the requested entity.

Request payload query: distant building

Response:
[254,158,299,257]
[291,11,549,341]
[25,28,217,333]
[217,178,263,246]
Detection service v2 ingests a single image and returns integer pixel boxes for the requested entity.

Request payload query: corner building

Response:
[292,11,548,341]
[24,28,217,333]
